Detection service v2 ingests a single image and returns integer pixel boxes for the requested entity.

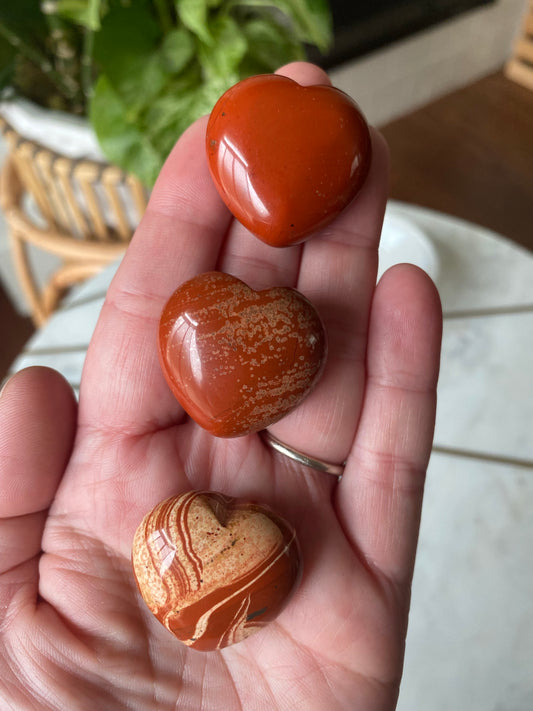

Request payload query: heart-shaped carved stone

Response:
[206,74,371,247]
[132,491,302,651]
[158,271,326,437]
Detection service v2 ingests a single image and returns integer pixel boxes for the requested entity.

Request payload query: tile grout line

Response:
[442,304,533,320]
[19,344,90,357]
[54,291,108,314]
[432,444,533,470]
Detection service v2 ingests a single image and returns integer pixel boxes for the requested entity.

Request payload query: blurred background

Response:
[1,1,532,709]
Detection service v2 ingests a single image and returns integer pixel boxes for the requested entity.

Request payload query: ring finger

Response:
[268,128,389,466]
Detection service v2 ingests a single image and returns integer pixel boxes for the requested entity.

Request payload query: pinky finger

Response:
[0,367,77,614]
[337,264,442,586]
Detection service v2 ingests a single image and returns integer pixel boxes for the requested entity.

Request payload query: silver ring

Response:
[260,430,344,479]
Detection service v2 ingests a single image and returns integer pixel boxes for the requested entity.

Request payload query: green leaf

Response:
[175,0,212,44]
[0,33,16,80]
[160,26,195,73]
[143,67,201,138]
[94,1,161,59]
[198,14,247,84]
[90,74,162,187]
[55,0,105,31]
[0,2,49,36]
[93,2,168,120]
[240,15,303,73]
[144,86,204,160]
[0,60,15,94]
[232,0,332,52]
[195,73,234,115]
[0,5,83,109]
[144,54,254,165]
[142,73,222,168]
[0,2,50,53]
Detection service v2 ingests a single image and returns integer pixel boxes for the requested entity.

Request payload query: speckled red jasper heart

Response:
[206,74,371,247]
[158,271,326,437]
[132,491,302,651]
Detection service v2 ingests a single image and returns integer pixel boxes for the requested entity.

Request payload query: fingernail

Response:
[0,373,14,399]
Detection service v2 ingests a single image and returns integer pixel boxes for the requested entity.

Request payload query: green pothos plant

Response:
[0,0,332,187]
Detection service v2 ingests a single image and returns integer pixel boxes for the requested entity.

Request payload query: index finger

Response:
[78,116,233,433]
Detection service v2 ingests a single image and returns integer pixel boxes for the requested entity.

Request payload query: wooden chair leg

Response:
[41,261,105,318]
[8,229,47,327]
[505,3,533,91]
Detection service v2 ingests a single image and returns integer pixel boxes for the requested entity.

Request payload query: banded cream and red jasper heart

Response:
[206,74,371,247]
[158,271,326,437]
[132,491,302,651]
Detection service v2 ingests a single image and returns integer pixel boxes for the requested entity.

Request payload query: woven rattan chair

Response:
[0,116,147,326]
[505,2,533,92]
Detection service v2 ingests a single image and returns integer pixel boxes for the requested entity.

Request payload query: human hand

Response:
[0,62,442,710]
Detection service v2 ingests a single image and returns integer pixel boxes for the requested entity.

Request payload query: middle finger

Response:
[216,62,333,289]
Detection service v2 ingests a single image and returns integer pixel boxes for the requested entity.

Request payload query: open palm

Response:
[0,63,442,711]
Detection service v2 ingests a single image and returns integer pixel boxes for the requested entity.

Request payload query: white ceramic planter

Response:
[0,96,103,160]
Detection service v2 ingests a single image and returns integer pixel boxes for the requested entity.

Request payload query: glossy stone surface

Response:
[132,491,302,651]
[158,271,326,437]
[206,74,372,247]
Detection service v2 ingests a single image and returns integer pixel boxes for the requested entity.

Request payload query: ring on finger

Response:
[260,430,345,479]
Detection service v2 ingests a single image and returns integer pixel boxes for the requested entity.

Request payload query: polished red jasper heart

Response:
[206,74,371,247]
[158,271,326,437]
[132,491,302,651]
